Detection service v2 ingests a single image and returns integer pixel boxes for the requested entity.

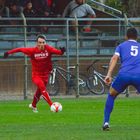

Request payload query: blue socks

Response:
[104,93,116,124]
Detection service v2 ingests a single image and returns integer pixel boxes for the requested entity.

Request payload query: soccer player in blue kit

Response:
[103,27,140,130]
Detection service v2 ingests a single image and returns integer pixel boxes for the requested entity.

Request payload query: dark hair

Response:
[127,27,138,39]
[36,34,47,41]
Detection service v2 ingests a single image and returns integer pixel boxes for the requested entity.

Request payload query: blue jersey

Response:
[115,40,140,74]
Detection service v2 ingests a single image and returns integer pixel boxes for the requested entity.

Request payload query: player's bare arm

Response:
[104,54,119,85]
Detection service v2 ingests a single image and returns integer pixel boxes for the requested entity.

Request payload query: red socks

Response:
[32,89,53,107]
[41,90,53,106]
[32,89,41,107]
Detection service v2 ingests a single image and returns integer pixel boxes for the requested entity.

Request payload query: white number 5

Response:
[131,46,138,56]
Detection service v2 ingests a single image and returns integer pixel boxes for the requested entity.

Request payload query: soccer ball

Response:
[50,102,62,112]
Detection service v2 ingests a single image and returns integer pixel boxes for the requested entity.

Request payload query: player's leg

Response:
[103,74,129,130]
[41,75,53,106]
[32,88,41,107]
[32,76,53,106]
[41,90,53,106]
[103,87,118,130]
[29,88,41,113]
[131,74,140,94]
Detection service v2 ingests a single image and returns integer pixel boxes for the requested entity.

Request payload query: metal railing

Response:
[0,17,129,61]
[89,0,134,29]
[0,17,140,99]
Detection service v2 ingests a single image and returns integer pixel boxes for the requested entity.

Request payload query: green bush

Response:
[105,0,122,11]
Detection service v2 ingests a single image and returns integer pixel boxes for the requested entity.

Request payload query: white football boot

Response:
[29,104,38,113]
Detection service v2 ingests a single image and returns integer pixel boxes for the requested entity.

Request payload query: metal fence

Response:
[0,17,140,99]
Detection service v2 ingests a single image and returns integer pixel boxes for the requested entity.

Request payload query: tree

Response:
[89,0,140,17]
[105,0,122,11]
[111,0,140,17]
[126,0,140,17]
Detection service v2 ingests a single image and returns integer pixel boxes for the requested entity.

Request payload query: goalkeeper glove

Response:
[3,52,9,58]
[59,47,66,54]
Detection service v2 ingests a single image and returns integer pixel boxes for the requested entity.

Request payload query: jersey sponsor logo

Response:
[34,52,48,59]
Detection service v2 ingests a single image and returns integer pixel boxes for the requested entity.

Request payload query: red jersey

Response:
[8,45,63,76]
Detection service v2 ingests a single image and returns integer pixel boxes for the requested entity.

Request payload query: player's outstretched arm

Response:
[3,48,23,58]
[49,46,66,55]
[3,48,32,58]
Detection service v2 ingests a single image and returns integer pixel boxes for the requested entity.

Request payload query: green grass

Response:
[0,96,140,140]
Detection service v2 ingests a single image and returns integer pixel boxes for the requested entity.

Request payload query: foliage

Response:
[105,0,123,11]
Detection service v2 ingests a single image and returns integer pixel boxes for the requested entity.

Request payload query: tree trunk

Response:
[123,0,140,17]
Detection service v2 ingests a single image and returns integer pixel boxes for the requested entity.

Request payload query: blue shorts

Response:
[111,73,140,93]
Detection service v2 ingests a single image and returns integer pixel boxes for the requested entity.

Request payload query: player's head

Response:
[36,34,47,42]
[76,0,85,5]
[126,27,138,40]
[36,34,46,50]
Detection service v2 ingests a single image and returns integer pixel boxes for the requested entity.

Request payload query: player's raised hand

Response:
[3,52,9,58]
[59,47,66,54]
[104,76,112,86]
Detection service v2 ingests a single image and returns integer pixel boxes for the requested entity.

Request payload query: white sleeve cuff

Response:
[115,52,120,56]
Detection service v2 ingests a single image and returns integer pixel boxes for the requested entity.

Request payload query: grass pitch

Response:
[0,96,140,140]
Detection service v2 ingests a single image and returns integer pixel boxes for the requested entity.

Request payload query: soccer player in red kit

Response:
[4,34,65,113]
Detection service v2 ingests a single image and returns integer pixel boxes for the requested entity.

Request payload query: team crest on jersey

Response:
[34,51,48,59]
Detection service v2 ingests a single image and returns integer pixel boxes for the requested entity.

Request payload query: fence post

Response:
[66,19,70,73]
[21,13,28,99]
[75,16,80,98]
